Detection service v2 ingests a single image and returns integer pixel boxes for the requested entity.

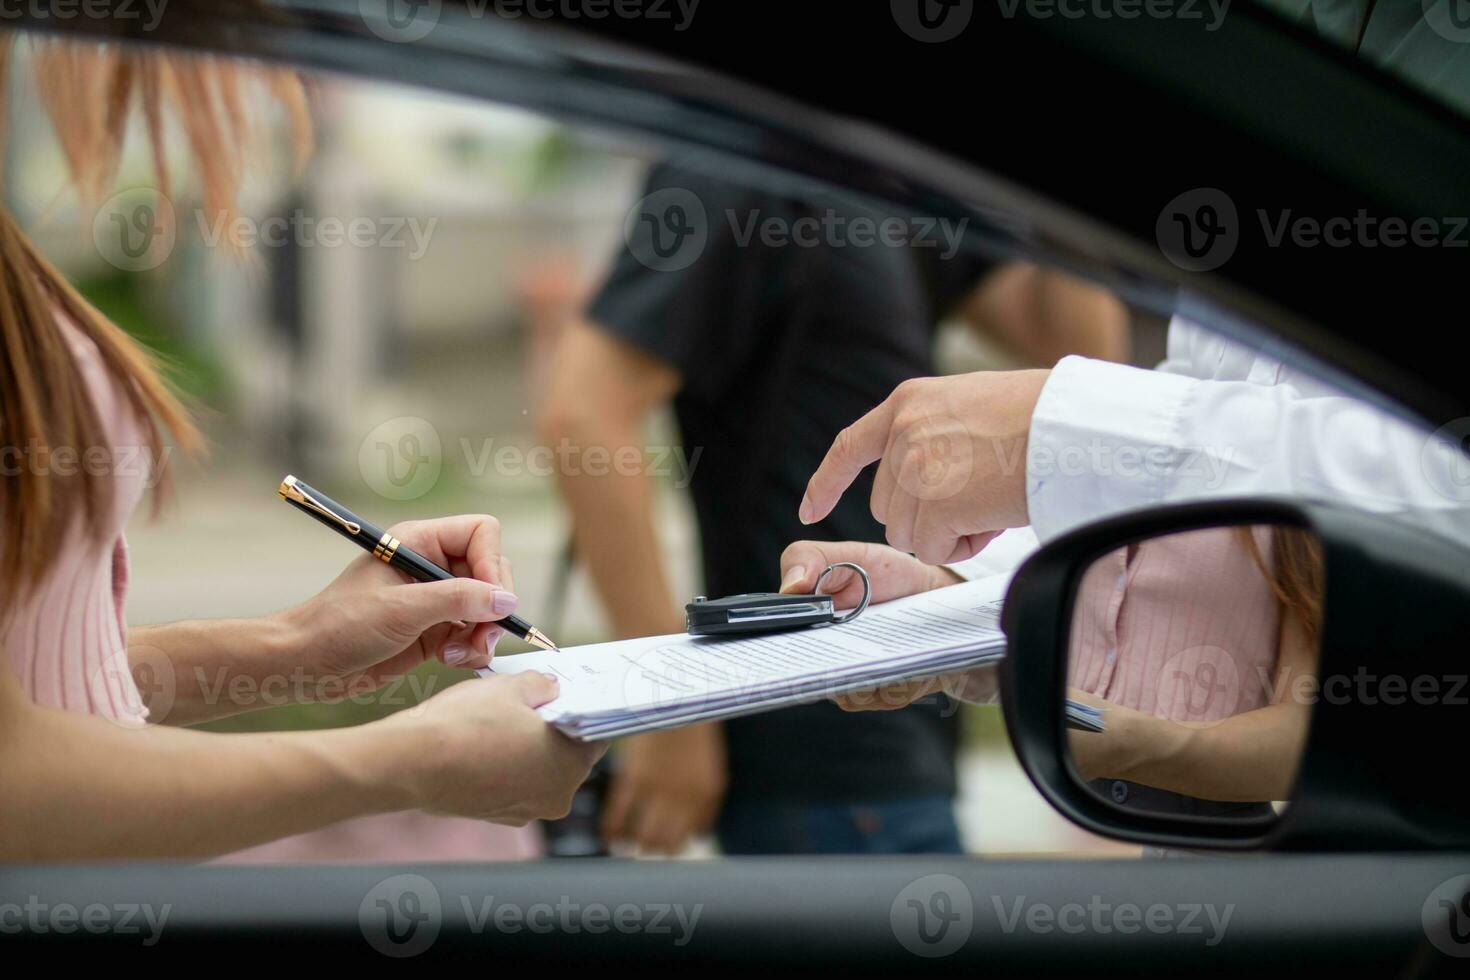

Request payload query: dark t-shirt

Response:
[588,163,994,804]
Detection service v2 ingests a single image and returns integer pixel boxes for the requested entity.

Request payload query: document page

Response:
[481,574,1011,739]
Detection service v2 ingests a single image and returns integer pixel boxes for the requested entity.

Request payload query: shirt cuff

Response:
[1025,356,1199,541]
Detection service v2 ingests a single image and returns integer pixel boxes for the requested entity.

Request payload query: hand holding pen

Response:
[279,476,557,675]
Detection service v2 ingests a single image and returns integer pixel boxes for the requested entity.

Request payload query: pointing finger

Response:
[800,401,895,526]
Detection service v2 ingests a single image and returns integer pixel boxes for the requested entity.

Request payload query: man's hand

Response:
[277,514,519,696]
[778,539,960,607]
[779,540,1000,714]
[831,666,999,713]
[799,370,1049,564]
[601,724,727,855]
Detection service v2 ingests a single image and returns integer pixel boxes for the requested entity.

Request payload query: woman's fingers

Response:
[386,578,519,642]
[438,621,480,668]
[438,620,505,670]
[391,514,506,587]
[468,622,506,667]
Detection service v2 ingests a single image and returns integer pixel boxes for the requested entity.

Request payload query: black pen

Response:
[277,474,558,652]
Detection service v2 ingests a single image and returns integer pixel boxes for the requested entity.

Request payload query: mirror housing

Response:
[1001,499,1470,852]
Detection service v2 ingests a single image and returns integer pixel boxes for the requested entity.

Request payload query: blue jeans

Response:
[716,795,963,855]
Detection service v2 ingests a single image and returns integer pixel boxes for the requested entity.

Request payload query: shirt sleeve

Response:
[1025,354,1470,550]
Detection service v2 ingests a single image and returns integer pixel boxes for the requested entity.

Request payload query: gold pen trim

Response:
[373,532,401,564]
[524,627,559,652]
[278,475,363,536]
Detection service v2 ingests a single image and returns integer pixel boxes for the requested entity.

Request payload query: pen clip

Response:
[279,476,362,536]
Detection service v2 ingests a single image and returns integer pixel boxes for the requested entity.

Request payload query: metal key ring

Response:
[814,562,872,625]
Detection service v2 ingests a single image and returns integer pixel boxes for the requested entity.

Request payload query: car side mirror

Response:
[999,499,1470,852]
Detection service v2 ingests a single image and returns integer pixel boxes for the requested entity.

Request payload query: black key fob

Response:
[684,562,872,636]
[685,592,838,635]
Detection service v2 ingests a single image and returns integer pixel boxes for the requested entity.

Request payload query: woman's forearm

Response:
[129,617,302,726]
[1071,699,1311,802]
[0,672,413,861]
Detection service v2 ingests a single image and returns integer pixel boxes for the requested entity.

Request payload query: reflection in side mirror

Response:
[1064,523,1323,821]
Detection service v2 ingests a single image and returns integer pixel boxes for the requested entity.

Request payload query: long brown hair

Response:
[0,33,309,602]
[1241,525,1325,646]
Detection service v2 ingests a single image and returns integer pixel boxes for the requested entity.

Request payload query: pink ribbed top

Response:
[1068,526,1283,722]
[2,316,150,725]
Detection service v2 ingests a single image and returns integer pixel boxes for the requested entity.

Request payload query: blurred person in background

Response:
[540,160,1128,856]
[0,33,602,861]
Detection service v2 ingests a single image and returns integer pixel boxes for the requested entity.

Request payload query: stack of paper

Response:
[1067,700,1105,733]
[485,574,1009,739]
[484,574,1104,740]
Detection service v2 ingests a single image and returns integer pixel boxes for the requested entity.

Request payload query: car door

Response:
[3,1,1468,973]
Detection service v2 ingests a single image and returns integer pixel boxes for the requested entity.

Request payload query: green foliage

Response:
[75,270,228,407]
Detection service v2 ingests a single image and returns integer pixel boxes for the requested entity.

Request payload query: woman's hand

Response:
[130,514,524,725]
[275,514,519,697]
[381,672,606,825]
[1064,687,1130,781]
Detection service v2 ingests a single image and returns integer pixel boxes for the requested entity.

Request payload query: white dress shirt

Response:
[951,316,1470,580]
